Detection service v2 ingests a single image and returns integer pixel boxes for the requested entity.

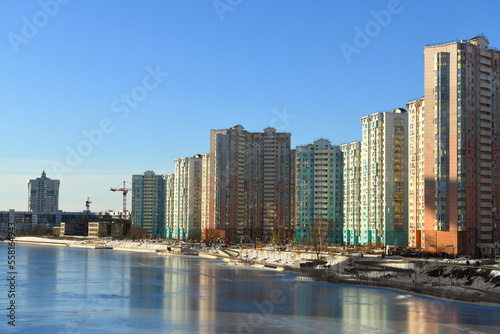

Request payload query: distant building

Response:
[28,170,60,212]
[295,139,343,245]
[60,221,88,236]
[359,108,408,246]
[98,210,130,220]
[0,210,118,234]
[340,141,362,245]
[131,171,166,238]
[87,221,125,238]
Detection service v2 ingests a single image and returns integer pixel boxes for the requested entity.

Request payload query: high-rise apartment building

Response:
[28,171,60,212]
[171,155,203,240]
[340,141,361,245]
[207,125,294,242]
[200,153,212,239]
[295,139,343,245]
[131,171,165,238]
[410,35,500,256]
[360,108,408,246]
[164,173,175,238]
[407,97,425,250]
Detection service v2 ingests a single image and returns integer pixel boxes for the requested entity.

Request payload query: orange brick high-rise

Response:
[409,35,500,256]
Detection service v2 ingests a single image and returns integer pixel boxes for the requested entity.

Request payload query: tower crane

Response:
[110,181,131,220]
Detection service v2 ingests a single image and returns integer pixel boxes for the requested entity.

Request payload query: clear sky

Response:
[1,0,500,212]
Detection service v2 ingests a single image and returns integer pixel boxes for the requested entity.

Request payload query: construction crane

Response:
[110,181,131,220]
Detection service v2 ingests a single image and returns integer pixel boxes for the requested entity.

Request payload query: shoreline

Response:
[6,237,500,307]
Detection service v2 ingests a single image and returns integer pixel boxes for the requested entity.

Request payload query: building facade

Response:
[28,171,60,212]
[171,155,203,240]
[295,139,343,245]
[131,171,166,238]
[207,125,294,242]
[340,141,362,245]
[410,35,500,256]
[360,108,408,246]
[164,173,175,238]
[200,153,213,240]
[407,98,426,250]
[0,210,117,234]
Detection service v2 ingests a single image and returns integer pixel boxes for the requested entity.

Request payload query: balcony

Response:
[480,105,492,112]
[480,169,492,176]
[480,121,492,129]
[480,66,492,74]
[479,152,492,160]
[480,225,493,232]
[480,49,491,57]
[479,135,492,144]
[480,128,491,136]
[480,97,491,105]
[480,161,492,169]
[480,81,491,89]
[480,145,492,153]
[481,203,493,211]
[480,210,492,217]
[479,112,492,121]
[480,185,492,192]
[480,74,491,81]
[480,57,491,66]
[480,192,492,200]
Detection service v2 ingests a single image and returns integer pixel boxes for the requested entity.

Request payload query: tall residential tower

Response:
[360,108,408,246]
[341,141,362,245]
[207,125,294,242]
[295,139,343,244]
[172,155,203,240]
[28,171,60,212]
[410,35,500,256]
[131,170,165,238]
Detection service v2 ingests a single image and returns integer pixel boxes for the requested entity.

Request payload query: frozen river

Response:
[2,243,500,333]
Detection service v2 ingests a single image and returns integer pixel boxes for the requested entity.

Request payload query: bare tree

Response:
[126,226,150,239]
[310,219,332,261]
[203,228,220,242]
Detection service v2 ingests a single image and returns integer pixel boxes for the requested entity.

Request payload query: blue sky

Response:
[1,0,500,212]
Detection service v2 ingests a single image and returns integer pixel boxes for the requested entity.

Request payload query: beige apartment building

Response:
[206,125,294,242]
[359,109,408,246]
[170,155,203,240]
[164,173,175,238]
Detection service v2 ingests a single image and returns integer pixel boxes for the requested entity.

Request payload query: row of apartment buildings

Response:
[132,112,408,246]
[132,126,296,243]
[131,35,500,256]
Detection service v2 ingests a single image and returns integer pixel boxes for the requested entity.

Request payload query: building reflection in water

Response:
[17,244,500,333]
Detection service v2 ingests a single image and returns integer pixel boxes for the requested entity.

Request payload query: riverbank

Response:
[7,236,500,306]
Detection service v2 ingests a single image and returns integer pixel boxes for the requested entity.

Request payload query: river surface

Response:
[1,243,500,333]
